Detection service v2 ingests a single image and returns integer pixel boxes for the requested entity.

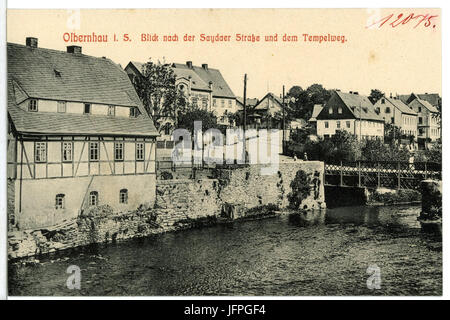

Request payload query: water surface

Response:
[9,205,442,296]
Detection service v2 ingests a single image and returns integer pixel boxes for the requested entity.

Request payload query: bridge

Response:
[325,161,441,190]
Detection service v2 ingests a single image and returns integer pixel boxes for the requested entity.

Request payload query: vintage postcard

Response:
[4,7,442,299]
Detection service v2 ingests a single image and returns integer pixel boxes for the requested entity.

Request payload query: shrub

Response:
[287,170,312,209]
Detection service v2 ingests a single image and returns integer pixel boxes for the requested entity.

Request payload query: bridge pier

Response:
[324,185,368,208]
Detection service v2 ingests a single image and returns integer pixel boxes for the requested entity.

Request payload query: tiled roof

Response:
[335,91,384,121]
[384,97,417,115]
[8,43,145,108]
[172,63,235,98]
[415,98,440,113]
[127,61,211,92]
[236,97,259,108]
[398,93,441,108]
[309,104,323,122]
[254,93,284,110]
[8,43,157,137]
[417,94,441,107]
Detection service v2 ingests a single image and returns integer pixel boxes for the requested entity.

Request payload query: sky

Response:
[7,8,441,99]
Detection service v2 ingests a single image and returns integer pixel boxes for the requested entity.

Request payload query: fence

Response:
[325,161,441,190]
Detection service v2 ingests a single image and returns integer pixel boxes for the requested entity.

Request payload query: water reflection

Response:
[9,204,441,296]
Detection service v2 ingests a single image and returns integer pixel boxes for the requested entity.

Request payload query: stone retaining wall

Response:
[8,161,325,260]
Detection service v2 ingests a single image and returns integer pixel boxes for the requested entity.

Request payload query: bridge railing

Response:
[324,161,441,190]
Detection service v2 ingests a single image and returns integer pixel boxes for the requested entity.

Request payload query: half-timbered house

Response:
[7,38,158,230]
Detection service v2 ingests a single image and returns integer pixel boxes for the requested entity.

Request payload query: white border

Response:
[1,0,448,300]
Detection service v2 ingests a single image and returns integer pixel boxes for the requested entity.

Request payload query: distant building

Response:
[125,61,237,126]
[309,104,324,132]
[8,38,158,230]
[398,93,441,110]
[316,91,384,140]
[236,97,260,127]
[373,96,418,139]
[408,97,441,147]
[253,92,285,129]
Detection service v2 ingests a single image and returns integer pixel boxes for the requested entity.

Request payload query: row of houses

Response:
[6,37,441,230]
[309,90,441,148]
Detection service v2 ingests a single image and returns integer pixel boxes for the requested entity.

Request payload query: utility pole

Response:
[359,100,362,141]
[243,74,247,163]
[282,85,286,154]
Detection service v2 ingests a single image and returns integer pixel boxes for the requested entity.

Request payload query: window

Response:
[35,142,47,163]
[108,105,115,116]
[337,120,341,129]
[381,98,385,104]
[136,142,145,161]
[62,142,73,162]
[192,96,198,107]
[385,107,390,113]
[57,101,66,113]
[346,121,351,128]
[221,99,225,108]
[29,99,38,112]
[228,100,232,107]
[213,99,217,107]
[89,191,98,206]
[114,142,124,161]
[55,194,65,209]
[418,117,422,124]
[328,107,333,114]
[418,107,422,112]
[129,107,139,118]
[119,189,128,204]
[202,98,208,109]
[84,103,91,114]
[324,121,329,128]
[338,107,342,114]
[89,142,99,161]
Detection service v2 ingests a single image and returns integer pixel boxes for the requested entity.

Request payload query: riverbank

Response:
[8,161,326,260]
[8,205,441,296]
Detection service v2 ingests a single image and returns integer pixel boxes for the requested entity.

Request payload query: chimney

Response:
[390,92,392,98]
[353,91,358,95]
[186,61,193,68]
[26,37,38,48]
[202,63,208,70]
[67,45,82,54]
[349,91,353,94]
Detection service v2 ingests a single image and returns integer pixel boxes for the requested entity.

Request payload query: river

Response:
[8,205,441,296]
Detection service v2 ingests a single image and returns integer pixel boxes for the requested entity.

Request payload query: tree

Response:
[384,123,402,145]
[368,89,384,104]
[131,59,188,131]
[327,130,360,163]
[177,106,218,134]
[286,84,331,121]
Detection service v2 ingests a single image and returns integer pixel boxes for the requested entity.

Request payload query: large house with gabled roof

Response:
[373,95,418,139]
[125,60,237,126]
[7,38,159,230]
[316,90,384,140]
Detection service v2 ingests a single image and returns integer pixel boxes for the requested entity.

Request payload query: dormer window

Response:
[28,99,38,112]
[57,101,66,113]
[84,103,91,114]
[108,105,115,116]
[129,107,139,118]
[54,69,61,78]
[328,107,333,114]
